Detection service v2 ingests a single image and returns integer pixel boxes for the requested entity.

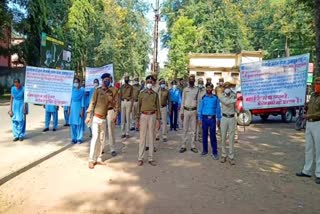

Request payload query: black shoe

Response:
[156,137,159,141]
[191,148,198,153]
[135,128,139,132]
[121,134,126,138]
[43,128,49,132]
[296,172,311,178]
[111,151,117,157]
[130,127,135,131]
[316,177,320,184]
[63,124,68,127]
[53,128,57,131]
[145,147,149,151]
[19,137,24,141]
[179,148,187,153]
[13,137,19,142]
[66,124,70,127]
[174,128,177,131]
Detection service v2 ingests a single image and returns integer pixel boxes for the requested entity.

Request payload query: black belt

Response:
[134,99,138,102]
[142,111,155,115]
[161,105,167,108]
[308,118,320,122]
[223,113,235,118]
[184,106,197,111]
[121,99,131,101]
[203,115,216,119]
[108,107,113,110]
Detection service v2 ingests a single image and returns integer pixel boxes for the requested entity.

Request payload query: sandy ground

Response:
[0,109,320,214]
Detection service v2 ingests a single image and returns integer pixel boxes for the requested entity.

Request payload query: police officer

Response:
[219,82,237,165]
[156,79,170,142]
[215,78,224,97]
[131,77,141,131]
[206,77,212,85]
[196,78,206,143]
[136,75,161,166]
[198,83,221,159]
[296,77,320,184]
[120,75,133,138]
[105,75,119,157]
[180,74,199,153]
[85,73,111,169]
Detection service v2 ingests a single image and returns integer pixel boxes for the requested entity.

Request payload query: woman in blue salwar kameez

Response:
[9,78,27,141]
[69,78,85,144]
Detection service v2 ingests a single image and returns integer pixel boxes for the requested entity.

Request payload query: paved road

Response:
[1,106,320,214]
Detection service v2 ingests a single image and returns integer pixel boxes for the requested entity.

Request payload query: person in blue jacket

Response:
[8,78,28,141]
[169,80,182,131]
[198,83,222,160]
[69,78,85,144]
[43,105,59,132]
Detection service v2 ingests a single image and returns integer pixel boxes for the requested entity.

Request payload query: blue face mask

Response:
[104,80,110,87]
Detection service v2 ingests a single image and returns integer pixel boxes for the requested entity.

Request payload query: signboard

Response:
[24,66,74,106]
[85,64,114,91]
[40,32,71,70]
[307,63,314,84]
[240,54,309,110]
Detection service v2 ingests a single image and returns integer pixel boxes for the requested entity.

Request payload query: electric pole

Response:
[152,0,160,74]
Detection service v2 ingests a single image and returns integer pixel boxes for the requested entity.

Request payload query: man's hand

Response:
[85,117,91,125]
[217,120,221,129]
[8,110,13,117]
[181,113,184,121]
[156,120,161,130]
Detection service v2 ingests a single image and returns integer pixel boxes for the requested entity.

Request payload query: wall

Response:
[0,67,25,94]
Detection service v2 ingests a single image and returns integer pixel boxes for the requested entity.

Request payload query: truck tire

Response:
[260,114,269,121]
[281,110,293,123]
[237,110,252,126]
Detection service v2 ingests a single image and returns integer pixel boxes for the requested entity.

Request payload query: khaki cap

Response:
[223,81,236,88]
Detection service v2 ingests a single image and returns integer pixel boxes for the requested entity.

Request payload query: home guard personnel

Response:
[131,77,141,131]
[218,82,237,165]
[215,78,224,96]
[296,77,320,184]
[136,75,161,166]
[86,73,111,169]
[156,79,170,142]
[198,83,221,159]
[180,74,199,153]
[120,75,133,138]
[196,78,206,143]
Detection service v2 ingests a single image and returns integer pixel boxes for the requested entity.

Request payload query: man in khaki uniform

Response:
[206,77,212,85]
[86,73,111,169]
[105,76,119,157]
[136,75,161,166]
[131,77,141,131]
[296,77,320,184]
[156,79,170,142]
[120,75,133,138]
[218,81,237,165]
[215,78,224,97]
[196,78,206,143]
[180,74,199,153]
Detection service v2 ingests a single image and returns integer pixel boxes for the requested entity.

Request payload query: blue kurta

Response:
[11,86,26,138]
[70,87,85,143]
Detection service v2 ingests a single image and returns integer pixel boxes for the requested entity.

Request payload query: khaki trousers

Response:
[303,121,320,177]
[131,101,138,129]
[195,122,202,142]
[106,109,116,152]
[156,107,168,140]
[89,116,106,162]
[181,110,196,149]
[138,114,156,161]
[121,100,132,135]
[221,117,236,159]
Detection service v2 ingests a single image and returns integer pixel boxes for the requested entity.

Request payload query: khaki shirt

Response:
[107,86,119,113]
[86,87,110,118]
[307,93,320,119]
[132,84,141,101]
[197,88,206,108]
[180,86,199,114]
[159,88,170,108]
[152,84,160,93]
[215,86,224,97]
[218,93,237,115]
[120,84,133,100]
[136,90,161,120]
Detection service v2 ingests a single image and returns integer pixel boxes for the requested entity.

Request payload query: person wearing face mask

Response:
[120,75,133,138]
[215,78,225,97]
[156,79,170,142]
[135,75,161,166]
[169,80,182,131]
[179,74,199,154]
[206,77,212,85]
[68,78,85,144]
[296,77,320,184]
[85,73,113,169]
[218,82,237,165]
[131,77,141,131]
[198,83,221,159]
[9,78,28,141]
[196,78,206,143]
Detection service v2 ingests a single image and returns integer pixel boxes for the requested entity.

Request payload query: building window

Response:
[196,72,204,76]
[214,72,222,77]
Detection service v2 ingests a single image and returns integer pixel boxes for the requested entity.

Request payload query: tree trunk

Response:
[315,0,320,77]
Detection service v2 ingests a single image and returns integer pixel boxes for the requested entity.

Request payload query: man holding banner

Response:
[120,75,133,138]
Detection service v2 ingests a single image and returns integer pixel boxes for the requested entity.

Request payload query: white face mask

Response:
[134,81,139,85]
[224,88,231,96]
[146,83,152,89]
[198,84,204,88]
[160,84,166,89]
[73,83,79,88]
[94,83,99,87]
[172,85,177,89]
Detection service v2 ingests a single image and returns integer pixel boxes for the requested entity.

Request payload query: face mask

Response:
[207,90,213,95]
[315,84,320,93]
[134,81,138,85]
[94,83,99,87]
[189,80,195,86]
[198,84,204,89]
[146,83,152,89]
[224,88,231,96]
[104,80,110,87]
[125,80,129,84]
[172,85,177,89]
[160,84,166,89]
[73,83,79,88]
